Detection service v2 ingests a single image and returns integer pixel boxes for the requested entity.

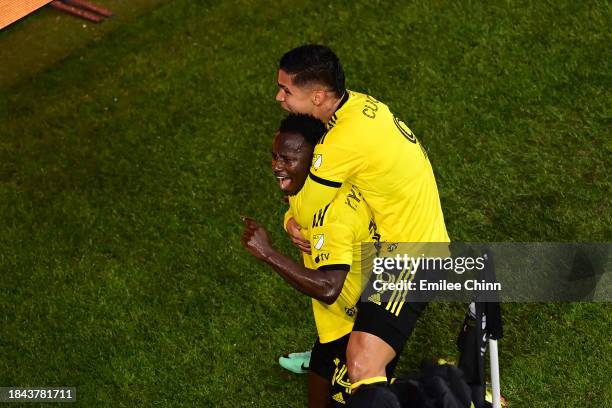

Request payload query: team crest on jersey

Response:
[313,234,325,250]
[312,154,323,170]
[345,306,356,317]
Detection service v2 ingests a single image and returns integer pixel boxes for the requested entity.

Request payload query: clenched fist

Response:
[241,217,274,261]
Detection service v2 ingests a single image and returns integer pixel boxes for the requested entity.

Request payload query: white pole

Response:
[489,339,501,408]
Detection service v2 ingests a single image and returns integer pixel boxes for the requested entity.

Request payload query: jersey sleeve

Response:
[288,177,339,228]
[283,207,294,232]
[290,127,365,228]
[310,221,354,270]
[310,124,367,183]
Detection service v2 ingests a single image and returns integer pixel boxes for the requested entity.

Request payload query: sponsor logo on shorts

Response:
[332,392,346,404]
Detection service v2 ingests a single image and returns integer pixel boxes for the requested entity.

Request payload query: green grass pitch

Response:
[0,0,610,406]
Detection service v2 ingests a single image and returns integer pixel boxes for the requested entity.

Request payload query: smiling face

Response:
[275,69,316,115]
[271,131,313,196]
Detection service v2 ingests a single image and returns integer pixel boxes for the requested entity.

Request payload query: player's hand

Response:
[241,217,274,261]
[286,217,311,254]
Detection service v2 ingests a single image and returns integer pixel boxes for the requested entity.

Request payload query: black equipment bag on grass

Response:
[390,362,472,408]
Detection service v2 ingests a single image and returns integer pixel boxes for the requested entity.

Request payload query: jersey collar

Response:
[326,90,349,129]
[335,90,349,112]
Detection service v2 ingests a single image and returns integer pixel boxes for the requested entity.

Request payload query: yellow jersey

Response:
[287,90,449,243]
[290,183,378,343]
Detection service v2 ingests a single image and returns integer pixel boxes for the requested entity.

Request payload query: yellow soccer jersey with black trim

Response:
[290,183,378,344]
[288,90,449,243]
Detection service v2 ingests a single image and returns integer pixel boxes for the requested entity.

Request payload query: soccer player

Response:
[275,45,450,401]
[241,114,390,407]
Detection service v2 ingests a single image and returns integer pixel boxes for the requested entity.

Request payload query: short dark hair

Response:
[279,44,345,97]
[279,114,326,147]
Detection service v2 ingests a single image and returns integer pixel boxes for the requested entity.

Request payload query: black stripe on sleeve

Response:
[309,172,342,188]
[318,264,350,272]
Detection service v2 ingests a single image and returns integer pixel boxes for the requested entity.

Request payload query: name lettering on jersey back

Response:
[362,95,380,119]
[369,219,382,245]
[345,186,362,210]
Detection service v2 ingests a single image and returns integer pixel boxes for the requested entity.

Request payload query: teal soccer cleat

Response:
[278,351,311,374]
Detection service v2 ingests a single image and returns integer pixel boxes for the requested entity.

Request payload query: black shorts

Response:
[353,299,427,358]
[310,332,401,406]
[310,334,352,407]
[355,260,434,358]
[310,334,350,381]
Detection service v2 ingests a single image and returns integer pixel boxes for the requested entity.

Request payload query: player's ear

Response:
[312,90,325,106]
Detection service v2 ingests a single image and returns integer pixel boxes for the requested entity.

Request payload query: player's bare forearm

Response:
[241,217,346,304]
[262,249,346,305]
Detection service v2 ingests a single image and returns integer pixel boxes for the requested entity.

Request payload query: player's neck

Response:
[317,94,343,123]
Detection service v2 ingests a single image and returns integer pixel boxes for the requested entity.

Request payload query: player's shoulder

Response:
[345,90,390,117]
[328,184,371,230]
[309,184,376,254]
[308,184,355,228]
[344,90,386,110]
[329,90,391,134]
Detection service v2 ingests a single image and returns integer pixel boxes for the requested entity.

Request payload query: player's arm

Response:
[241,217,348,305]
[287,138,363,247]
[283,207,311,254]
[287,175,340,228]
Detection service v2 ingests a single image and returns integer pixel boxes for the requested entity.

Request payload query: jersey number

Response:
[393,116,429,160]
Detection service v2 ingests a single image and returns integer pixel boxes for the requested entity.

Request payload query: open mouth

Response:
[276,175,292,191]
